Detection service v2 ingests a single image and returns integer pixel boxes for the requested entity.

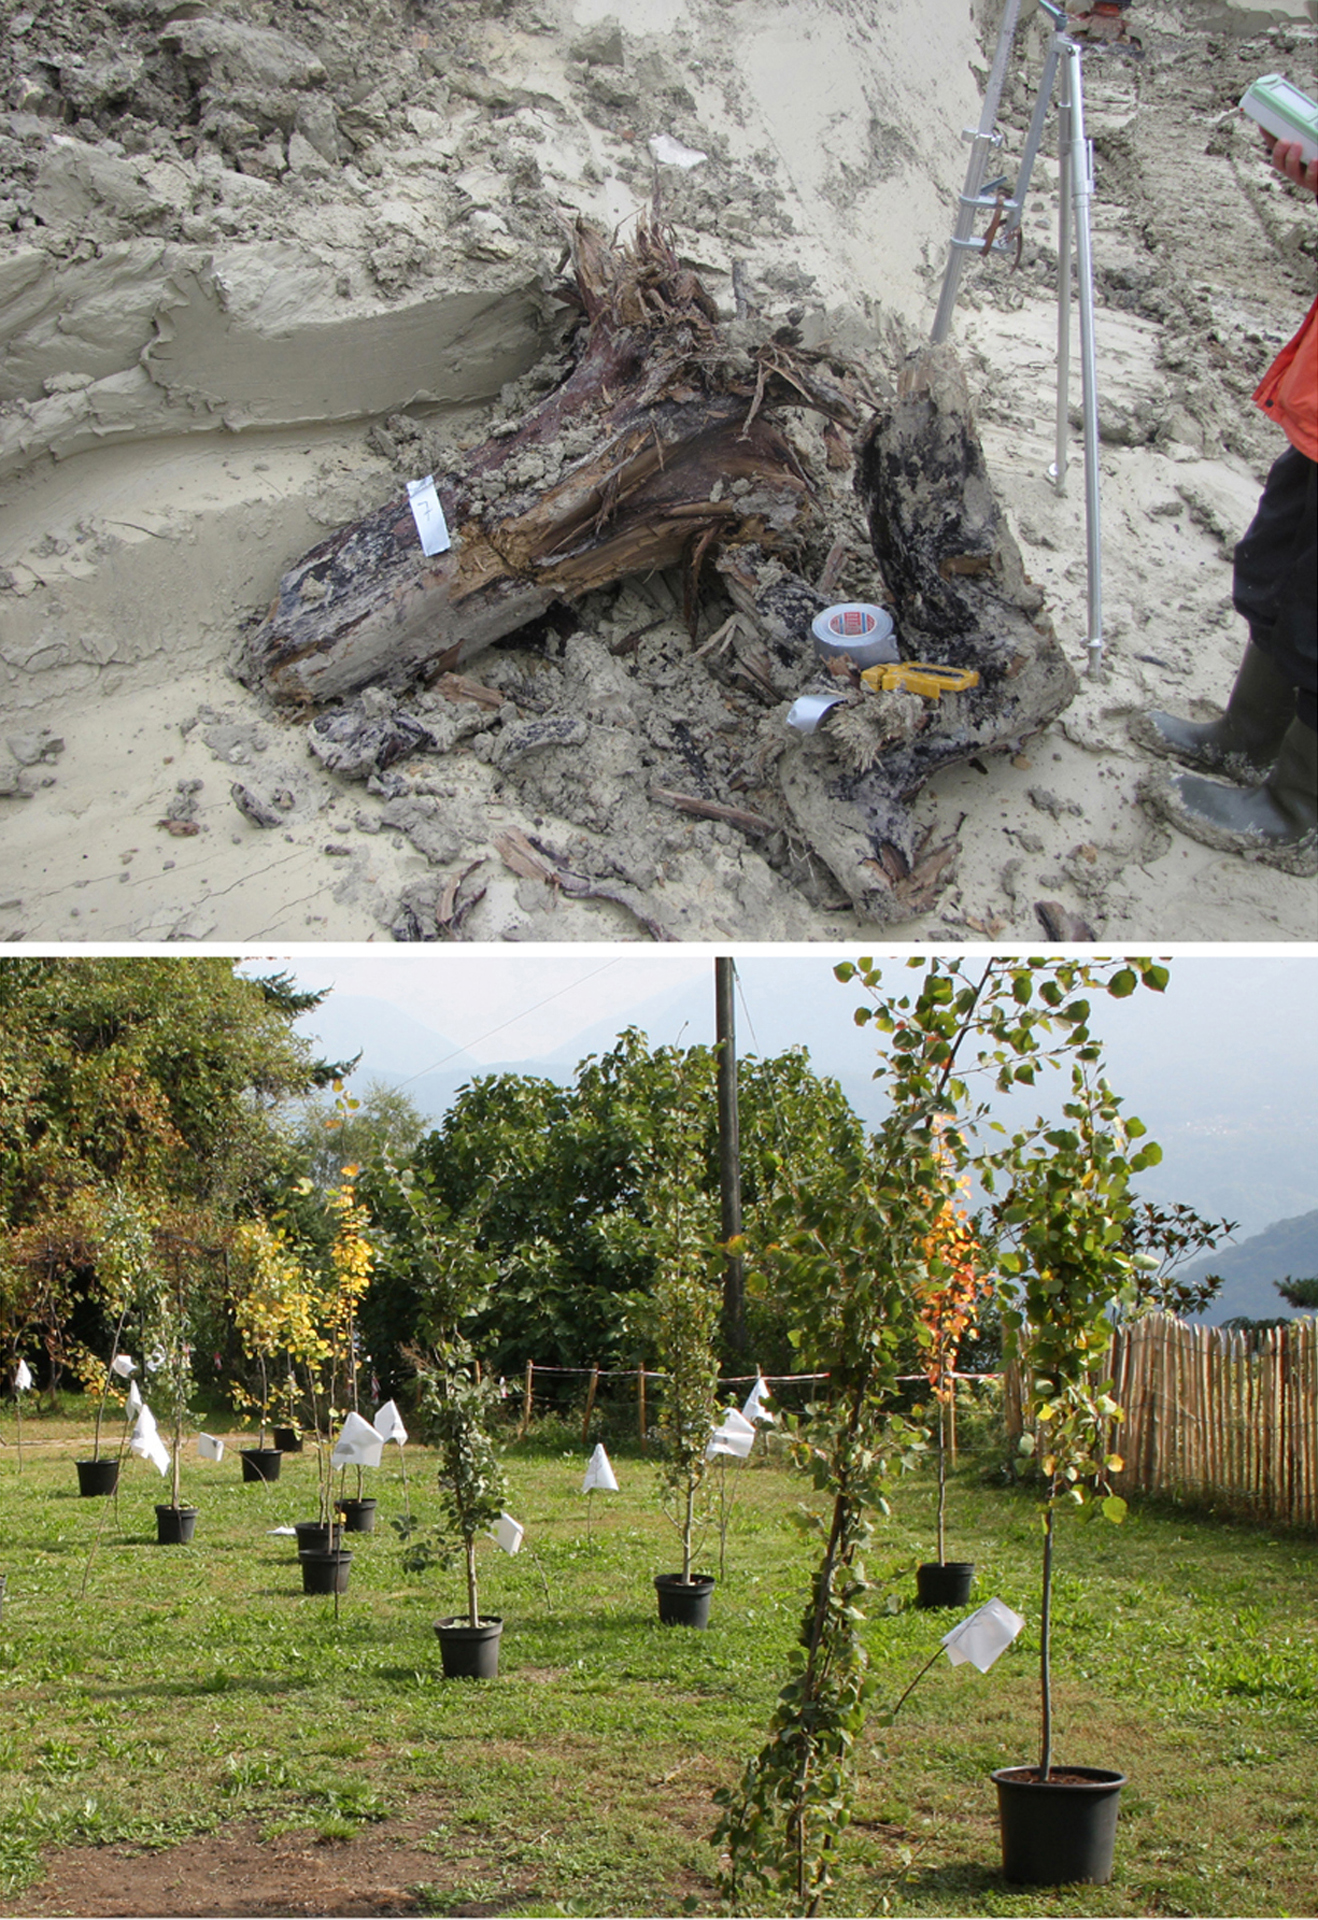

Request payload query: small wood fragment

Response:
[649,788,776,836]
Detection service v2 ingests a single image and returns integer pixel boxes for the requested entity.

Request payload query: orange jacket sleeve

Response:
[1254,295,1318,463]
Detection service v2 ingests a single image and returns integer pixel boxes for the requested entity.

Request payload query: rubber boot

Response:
[1129,641,1294,784]
[1141,717,1318,877]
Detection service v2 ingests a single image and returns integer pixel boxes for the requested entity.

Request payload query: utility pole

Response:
[715,956,747,1357]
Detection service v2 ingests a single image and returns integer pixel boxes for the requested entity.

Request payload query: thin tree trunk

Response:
[1039,1495,1056,1780]
[465,1536,480,1629]
[936,1391,948,1565]
[716,956,746,1359]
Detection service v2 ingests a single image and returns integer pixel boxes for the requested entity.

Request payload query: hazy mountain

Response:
[1181,1210,1318,1326]
[298,993,485,1116]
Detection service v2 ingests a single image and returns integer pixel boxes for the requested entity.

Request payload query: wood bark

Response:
[236,220,863,706]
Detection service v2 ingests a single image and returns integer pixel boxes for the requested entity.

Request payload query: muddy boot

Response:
[1129,642,1294,784]
[1141,718,1318,877]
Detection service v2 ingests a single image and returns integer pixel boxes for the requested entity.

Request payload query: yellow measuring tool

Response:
[860,662,980,701]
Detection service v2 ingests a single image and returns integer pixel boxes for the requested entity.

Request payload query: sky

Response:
[281,948,711,1068]
[264,947,1316,1249]
[275,943,1313,1080]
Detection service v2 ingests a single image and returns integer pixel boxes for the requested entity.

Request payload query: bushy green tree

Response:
[361,1031,867,1392]
[0,960,340,1391]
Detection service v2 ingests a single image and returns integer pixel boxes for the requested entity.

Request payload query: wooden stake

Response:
[519,1361,533,1441]
[582,1365,599,1444]
[638,1364,647,1454]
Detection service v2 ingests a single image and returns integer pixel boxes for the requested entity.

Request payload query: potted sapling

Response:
[324,1176,377,1533]
[229,1218,306,1486]
[651,1253,721,1628]
[144,1237,202,1545]
[414,1344,510,1678]
[913,1169,992,1609]
[72,1190,159,1497]
[986,1066,1155,1887]
[642,1068,721,1626]
[74,1340,134,1498]
[370,1158,510,1674]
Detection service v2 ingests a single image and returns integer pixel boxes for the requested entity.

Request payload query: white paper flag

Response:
[131,1407,170,1475]
[373,1399,408,1446]
[742,1375,776,1425]
[197,1433,225,1461]
[406,474,452,556]
[707,1406,756,1460]
[126,1381,143,1415]
[942,1597,1025,1673]
[491,1511,523,1555]
[582,1443,619,1493]
[110,1354,136,1378]
[14,1358,32,1392]
[331,1409,385,1469]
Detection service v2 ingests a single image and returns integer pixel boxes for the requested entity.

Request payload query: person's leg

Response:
[1231,445,1317,726]
[1138,451,1316,873]
[1131,641,1293,781]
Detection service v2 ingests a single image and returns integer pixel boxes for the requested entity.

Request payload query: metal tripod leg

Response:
[931,0,1024,345]
[931,0,1106,676]
[1053,42,1104,676]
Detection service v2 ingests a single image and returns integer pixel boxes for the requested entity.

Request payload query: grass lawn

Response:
[0,1401,1313,1917]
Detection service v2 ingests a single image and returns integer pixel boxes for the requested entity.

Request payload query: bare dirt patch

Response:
[4,1810,513,1919]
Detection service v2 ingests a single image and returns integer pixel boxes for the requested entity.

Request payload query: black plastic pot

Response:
[435,1616,503,1679]
[272,1426,303,1453]
[300,1548,352,1595]
[155,1504,198,1545]
[75,1458,120,1498]
[916,1561,975,1609]
[293,1520,343,1555]
[336,1497,377,1533]
[654,1573,716,1628]
[240,1447,283,1483]
[992,1766,1126,1885]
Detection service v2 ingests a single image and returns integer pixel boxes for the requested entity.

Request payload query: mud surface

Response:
[1,0,1315,941]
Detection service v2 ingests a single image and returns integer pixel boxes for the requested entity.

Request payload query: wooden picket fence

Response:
[1005,1312,1318,1529]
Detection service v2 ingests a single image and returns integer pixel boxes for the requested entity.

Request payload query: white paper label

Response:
[406,474,452,557]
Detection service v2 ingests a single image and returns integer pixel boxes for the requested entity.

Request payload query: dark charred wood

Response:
[775,342,1077,922]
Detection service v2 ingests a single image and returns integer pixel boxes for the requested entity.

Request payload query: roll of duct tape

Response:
[811,603,898,668]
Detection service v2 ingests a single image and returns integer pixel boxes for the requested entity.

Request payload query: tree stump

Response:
[772,343,1077,920]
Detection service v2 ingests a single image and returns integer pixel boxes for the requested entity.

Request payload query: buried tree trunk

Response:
[236,220,861,707]
[236,226,1076,924]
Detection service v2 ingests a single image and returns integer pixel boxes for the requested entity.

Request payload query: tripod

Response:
[932,0,1112,678]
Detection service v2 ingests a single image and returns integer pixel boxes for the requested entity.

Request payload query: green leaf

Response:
[1102,1494,1128,1524]
[1108,968,1138,999]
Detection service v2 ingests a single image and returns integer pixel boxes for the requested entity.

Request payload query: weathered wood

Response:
[773,342,1078,921]
[236,220,858,706]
